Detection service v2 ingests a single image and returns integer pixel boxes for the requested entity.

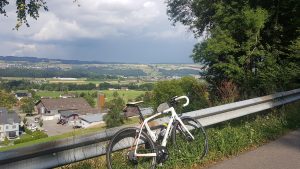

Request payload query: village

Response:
[0,91,152,144]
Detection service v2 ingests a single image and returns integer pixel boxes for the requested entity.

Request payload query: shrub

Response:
[24,127,32,135]
[217,80,239,104]
[2,137,10,146]
[14,131,48,144]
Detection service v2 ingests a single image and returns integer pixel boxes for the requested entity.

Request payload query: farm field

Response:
[36,90,145,102]
[1,77,150,85]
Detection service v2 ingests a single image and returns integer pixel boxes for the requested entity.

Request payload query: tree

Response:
[167,0,300,97]
[135,91,154,107]
[39,120,43,127]
[0,90,17,108]
[0,0,48,30]
[104,92,125,128]
[23,117,28,125]
[2,137,9,145]
[0,0,81,30]
[83,93,95,108]
[20,97,35,115]
[152,77,210,112]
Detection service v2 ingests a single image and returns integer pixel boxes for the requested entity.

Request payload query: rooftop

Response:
[0,108,20,125]
[60,108,101,117]
[80,113,103,123]
[36,98,92,111]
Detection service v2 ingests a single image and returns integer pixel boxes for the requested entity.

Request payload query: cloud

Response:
[12,43,37,56]
[144,24,194,40]
[30,0,165,41]
[0,41,62,58]
[0,0,197,63]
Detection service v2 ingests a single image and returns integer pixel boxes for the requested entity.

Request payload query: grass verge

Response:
[58,101,300,169]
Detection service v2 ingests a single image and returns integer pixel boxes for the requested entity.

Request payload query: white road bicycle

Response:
[106,96,208,169]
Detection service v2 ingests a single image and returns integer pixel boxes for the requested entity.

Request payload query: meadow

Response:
[36,90,145,102]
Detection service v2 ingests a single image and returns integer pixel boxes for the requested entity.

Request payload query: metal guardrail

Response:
[1,88,300,169]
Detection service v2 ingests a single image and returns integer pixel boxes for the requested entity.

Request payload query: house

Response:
[59,93,76,99]
[0,108,21,141]
[59,110,80,125]
[15,91,32,100]
[121,87,129,91]
[35,98,95,121]
[59,108,102,125]
[78,113,104,128]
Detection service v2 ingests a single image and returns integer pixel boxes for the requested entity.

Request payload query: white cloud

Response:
[0,0,197,62]
[29,0,166,41]
[143,23,195,40]
[0,41,61,58]
[1,0,193,41]
[12,43,37,56]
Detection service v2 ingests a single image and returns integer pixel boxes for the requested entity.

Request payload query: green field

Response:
[1,76,151,85]
[36,90,145,102]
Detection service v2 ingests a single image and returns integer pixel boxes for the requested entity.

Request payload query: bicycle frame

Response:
[134,106,195,157]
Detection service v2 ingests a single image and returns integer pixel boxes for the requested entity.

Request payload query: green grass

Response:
[36,90,63,98]
[36,90,145,102]
[101,90,145,102]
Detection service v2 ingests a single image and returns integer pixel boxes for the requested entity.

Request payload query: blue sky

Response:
[0,0,198,63]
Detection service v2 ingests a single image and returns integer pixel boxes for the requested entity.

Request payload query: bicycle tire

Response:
[106,127,157,169]
[171,116,208,160]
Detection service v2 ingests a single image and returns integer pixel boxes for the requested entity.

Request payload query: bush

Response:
[14,134,34,144]
[24,127,32,135]
[39,120,43,127]
[14,130,48,144]
[2,137,10,146]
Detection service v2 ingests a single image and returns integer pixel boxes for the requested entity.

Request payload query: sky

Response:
[0,0,198,63]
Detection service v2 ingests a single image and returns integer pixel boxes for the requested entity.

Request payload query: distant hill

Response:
[0,56,119,64]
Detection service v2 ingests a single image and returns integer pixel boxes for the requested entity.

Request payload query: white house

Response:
[0,108,21,141]
[78,113,104,128]
[15,91,32,101]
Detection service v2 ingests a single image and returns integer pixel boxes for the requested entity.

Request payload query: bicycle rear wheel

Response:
[106,127,156,169]
[171,117,208,161]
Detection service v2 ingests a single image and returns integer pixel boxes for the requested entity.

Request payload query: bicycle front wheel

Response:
[171,117,208,161]
[106,127,156,169]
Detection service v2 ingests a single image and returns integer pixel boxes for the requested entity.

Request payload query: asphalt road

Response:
[207,129,300,169]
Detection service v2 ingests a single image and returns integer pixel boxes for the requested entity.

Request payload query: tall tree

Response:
[20,97,35,115]
[104,92,125,128]
[152,77,209,112]
[0,90,17,108]
[167,0,300,97]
